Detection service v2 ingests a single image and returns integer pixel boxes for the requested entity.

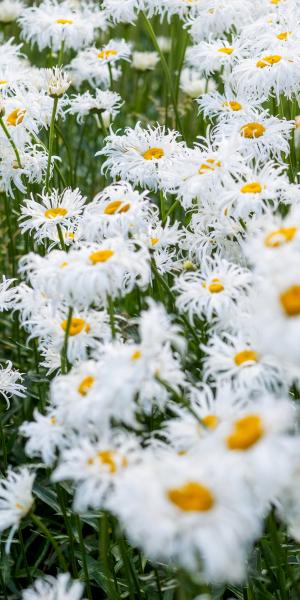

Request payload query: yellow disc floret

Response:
[104,200,130,215]
[280,285,300,316]
[97,450,128,473]
[6,108,26,126]
[226,415,264,450]
[217,47,234,54]
[61,317,88,336]
[143,147,165,160]
[256,54,282,68]
[264,227,297,248]
[234,350,258,366]
[202,414,218,429]
[78,375,95,396]
[55,18,74,24]
[240,182,262,194]
[167,481,215,512]
[44,207,68,219]
[97,49,118,60]
[224,100,242,111]
[240,122,266,138]
[89,249,114,264]
[208,278,224,293]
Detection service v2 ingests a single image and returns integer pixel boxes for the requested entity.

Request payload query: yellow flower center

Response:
[277,31,291,40]
[6,108,26,126]
[240,122,266,138]
[60,317,89,336]
[96,450,128,473]
[198,158,222,174]
[0,79,8,85]
[264,227,297,247]
[217,47,234,54]
[167,481,215,512]
[44,207,68,219]
[89,249,114,264]
[234,349,258,366]
[202,414,218,429]
[256,54,282,68]
[104,200,130,215]
[224,100,242,111]
[240,181,262,194]
[78,375,95,396]
[50,416,57,425]
[55,18,74,24]
[97,49,118,60]
[150,237,159,246]
[227,415,264,450]
[131,350,142,360]
[15,502,24,510]
[208,277,224,293]
[280,285,300,316]
[143,147,165,160]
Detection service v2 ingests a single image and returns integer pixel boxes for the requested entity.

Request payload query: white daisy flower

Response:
[231,49,300,99]
[186,37,244,76]
[52,432,140,512]
[19,188,86,243]
[198,89,267,121]
[214,113,293,161]
[102,0,141,23]
[208,394,297,504]
[0,362,25,406]
[243,206,300,270]
[18,0,100,52]
[20,238,151,308]
[67,89,123,124]
[78,181,155,241]
[99,122,186,190]
[68,49,121,89]
[22,573,84,600]
[20,409,67,466]
[217,161,290,219]
[202,331,284,393]
[0,277,16,311]
[108,449,262,583]
[0,467,35,552]
[24,304,111,367]
[174,256,252,323]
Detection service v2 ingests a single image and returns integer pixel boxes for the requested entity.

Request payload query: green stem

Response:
[56,223,66,251]
[18,528,32,583]
[57,40,65,67]
[56,485,78,578]
[0,117,22,168]
[140,11,183,136]
[75,515,92,600]
[108,62,114,90]
[99,513,119,600]
[45,97,59,191]
[107,295,116,339]
[61,306,73,374]
[31,513,68,571]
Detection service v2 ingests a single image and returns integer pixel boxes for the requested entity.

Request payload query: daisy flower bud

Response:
[0,0,24,24]
[132,51,159,71]
[44,67,71,98]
